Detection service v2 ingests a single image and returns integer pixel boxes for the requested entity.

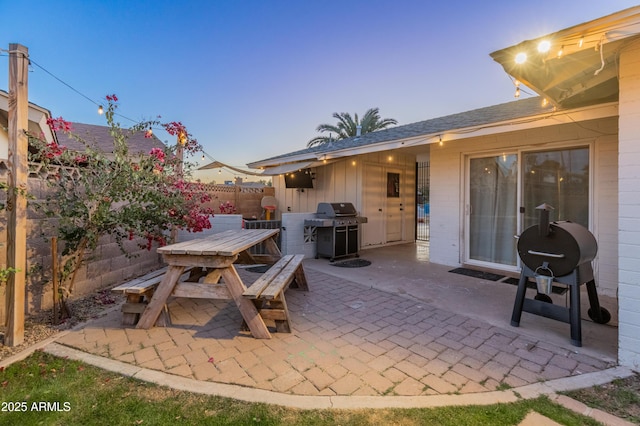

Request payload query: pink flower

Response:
[162,121,187,137]
[106,94,118,102]
[43,141,67,158]
[149,147,165,163]
[46,117,73,132]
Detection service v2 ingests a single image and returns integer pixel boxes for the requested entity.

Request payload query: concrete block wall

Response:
[0,174,166,319]
[617,38,640,370]
[281,213,316,258]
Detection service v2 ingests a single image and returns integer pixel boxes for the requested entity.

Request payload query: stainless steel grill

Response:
[304,202,367,261]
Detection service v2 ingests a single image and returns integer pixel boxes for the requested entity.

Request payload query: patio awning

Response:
[198,160,265,176]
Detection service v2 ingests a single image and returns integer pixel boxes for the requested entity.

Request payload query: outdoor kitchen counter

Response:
[135,229,282,339]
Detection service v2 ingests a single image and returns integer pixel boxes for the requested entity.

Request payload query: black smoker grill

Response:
[304,202,368,261]
[510,203,611,346]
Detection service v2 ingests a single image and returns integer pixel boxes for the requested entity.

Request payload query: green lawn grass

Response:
[0,351,600,426]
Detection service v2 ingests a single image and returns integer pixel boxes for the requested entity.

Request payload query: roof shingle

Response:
[249,97,553,166]
[55,122,165,156]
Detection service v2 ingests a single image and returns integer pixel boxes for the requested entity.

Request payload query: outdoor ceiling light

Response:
[515,52,527,64]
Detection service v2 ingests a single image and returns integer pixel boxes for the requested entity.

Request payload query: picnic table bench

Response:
[242,254,308,332]
[111,266,201,326]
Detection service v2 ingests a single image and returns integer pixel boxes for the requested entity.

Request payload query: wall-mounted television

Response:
[284,169,314,189]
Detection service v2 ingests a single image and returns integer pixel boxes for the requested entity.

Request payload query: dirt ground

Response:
[0,288,118,361]
[563,373,640,424]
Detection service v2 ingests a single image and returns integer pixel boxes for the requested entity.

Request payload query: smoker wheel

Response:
[534,293,553,303]
[588,307,611,324]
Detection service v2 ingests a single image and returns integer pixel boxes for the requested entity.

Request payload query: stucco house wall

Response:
[429,116,619,297]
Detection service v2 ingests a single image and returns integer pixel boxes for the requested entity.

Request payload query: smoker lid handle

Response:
[527,250,565,259]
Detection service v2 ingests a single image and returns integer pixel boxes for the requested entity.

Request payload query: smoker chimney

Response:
[536,203,554,237]
[356,125,362,137]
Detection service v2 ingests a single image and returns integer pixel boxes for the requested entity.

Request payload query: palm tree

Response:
[307,107,397,147]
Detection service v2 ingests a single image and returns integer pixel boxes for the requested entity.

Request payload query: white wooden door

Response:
[385,169,403,242]
[363,165,385,246]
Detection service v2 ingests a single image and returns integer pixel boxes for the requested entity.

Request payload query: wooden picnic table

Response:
[135,228,283,338]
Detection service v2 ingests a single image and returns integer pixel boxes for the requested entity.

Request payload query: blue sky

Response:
[2,1,638,182]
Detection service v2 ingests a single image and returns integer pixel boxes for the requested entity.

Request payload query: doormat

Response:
[331,259,372,268]
[449,267,505,281]
[503,277,568,295]
[245,265,271,274]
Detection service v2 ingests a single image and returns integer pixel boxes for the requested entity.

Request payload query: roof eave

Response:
[250,102,618,168]
[490,6,640,109]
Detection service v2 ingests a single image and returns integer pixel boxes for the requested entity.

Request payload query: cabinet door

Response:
[347,225,359,254]
[334,226,347,257]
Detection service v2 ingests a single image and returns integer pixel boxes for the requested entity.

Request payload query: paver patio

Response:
[56,252,616,397]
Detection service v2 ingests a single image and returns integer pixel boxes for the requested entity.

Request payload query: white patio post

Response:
[618,38,640,370]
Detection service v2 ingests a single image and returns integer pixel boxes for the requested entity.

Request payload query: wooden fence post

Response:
[5,43,29,346]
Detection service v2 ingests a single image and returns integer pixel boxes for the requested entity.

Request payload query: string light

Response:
[514,80,521,98]
[537,40,551,53]
[557,45,564,58]
[438,135,443,146]
[27,57,161,129]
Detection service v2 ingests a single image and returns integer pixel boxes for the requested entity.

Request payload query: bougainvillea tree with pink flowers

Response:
[28,96,213,301]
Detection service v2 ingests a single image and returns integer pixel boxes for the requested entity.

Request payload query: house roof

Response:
[248,97,555,170]
[55,122,165,156]
[0,89,56,144]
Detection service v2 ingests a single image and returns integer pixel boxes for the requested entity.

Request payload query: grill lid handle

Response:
[527,250,565,259]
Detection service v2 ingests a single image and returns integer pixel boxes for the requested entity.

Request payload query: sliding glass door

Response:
[522,147,589,229]
[467,147,589,269]
[468,154,518,266]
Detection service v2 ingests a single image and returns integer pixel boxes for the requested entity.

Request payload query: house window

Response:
[387,172,400,197]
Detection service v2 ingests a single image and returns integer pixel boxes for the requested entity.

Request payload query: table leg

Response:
[136,266,184,329]
[263,236,281,257]
[220,266,271,339]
